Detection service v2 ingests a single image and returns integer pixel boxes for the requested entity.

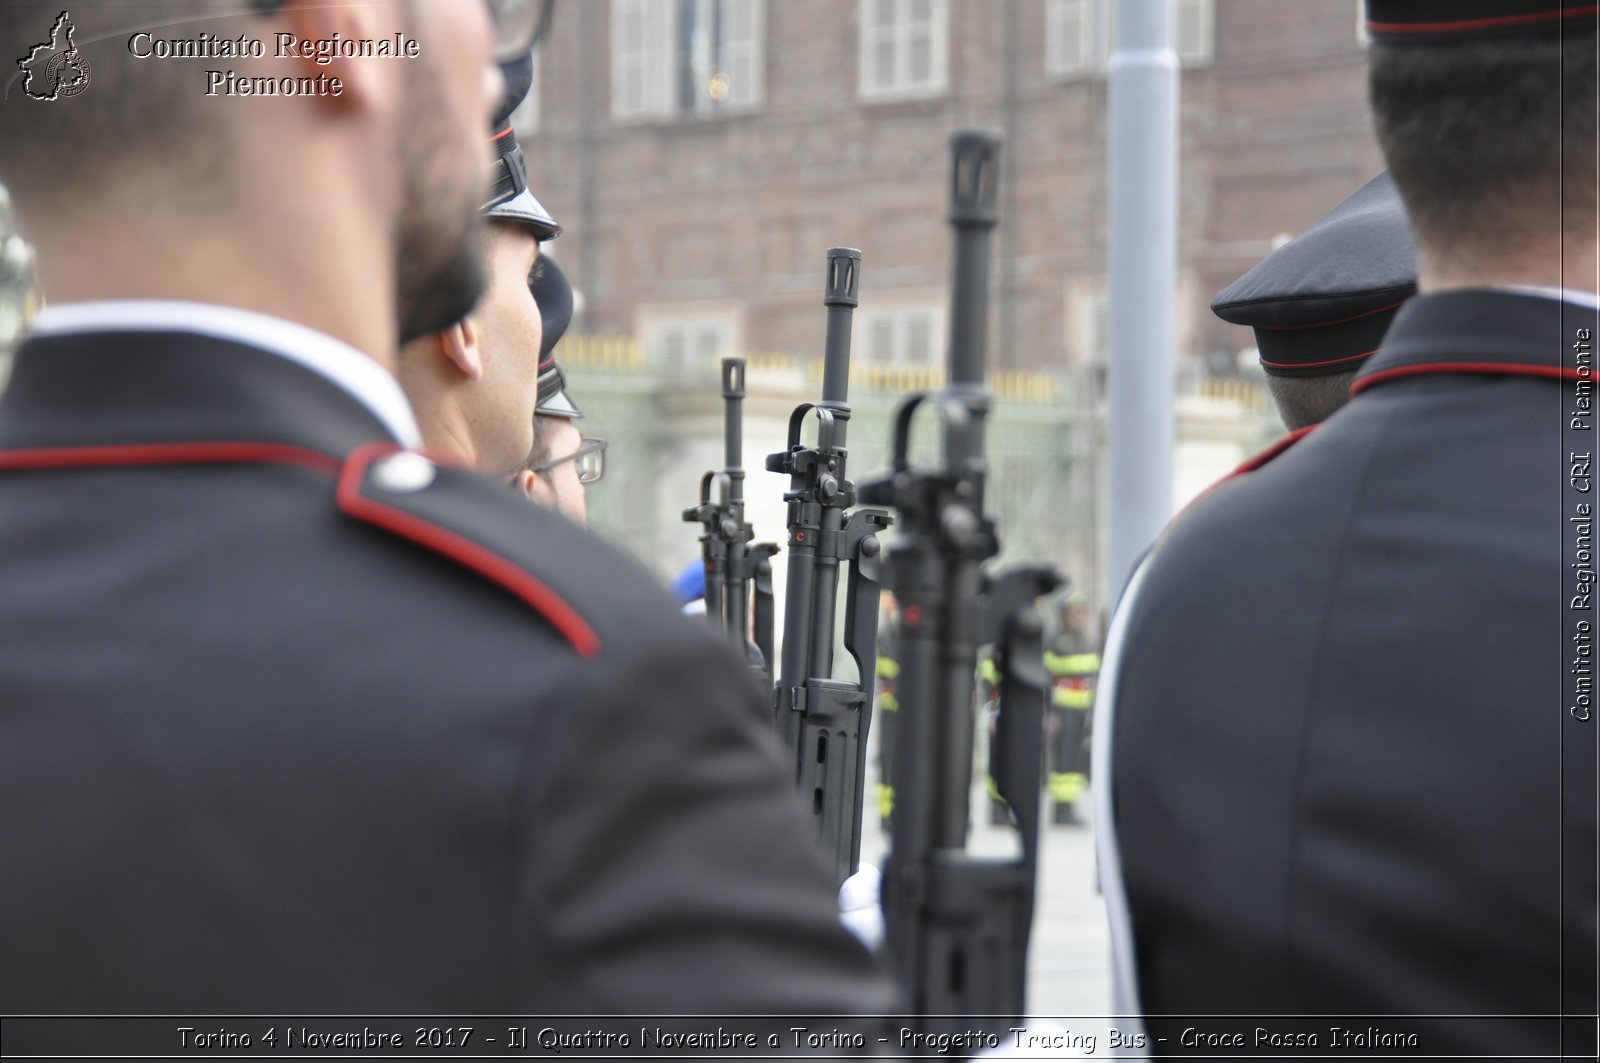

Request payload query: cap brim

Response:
[486,187,562,241]
[537,386,583,419]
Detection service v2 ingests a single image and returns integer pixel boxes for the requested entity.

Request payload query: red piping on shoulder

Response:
[336,443,602,660]
[1350,361,1580,397]
[1368,5,1600,35]
[1228,424,1318,479]
[1155,424,1319,546]
[0,441,341,475]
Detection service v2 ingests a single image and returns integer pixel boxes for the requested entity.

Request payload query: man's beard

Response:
[393,54,486,344]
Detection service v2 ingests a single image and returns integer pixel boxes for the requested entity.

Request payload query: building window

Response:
[859,0,948,101]
[860,306,942,368]
[611,0,765,122]
[1045,0,1097,77]
[1174,0,1214,64]
[1084,292,1109,365]
[1046,0,1212,80]
[647,318,735,374]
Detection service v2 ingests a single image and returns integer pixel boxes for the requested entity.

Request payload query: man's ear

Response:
[438,319,484,380]
[279,0,390,114]
[514,469,540,501]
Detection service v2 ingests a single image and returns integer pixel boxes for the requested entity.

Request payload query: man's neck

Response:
[1417,241,1599,299]
[26,197,399,374]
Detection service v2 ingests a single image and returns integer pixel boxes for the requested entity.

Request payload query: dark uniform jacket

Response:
[0,328,897,1019]
[1111,290,1599,1055]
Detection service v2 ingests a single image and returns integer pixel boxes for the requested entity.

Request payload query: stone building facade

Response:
[522,0,1382,377]
[524,0,1382,610]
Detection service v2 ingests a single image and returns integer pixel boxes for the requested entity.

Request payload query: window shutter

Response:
[1175,0,1213,65]
[612,0,647,119]
[906,310,935,366]
[1046,0,1093,77]
[721,0,765,108]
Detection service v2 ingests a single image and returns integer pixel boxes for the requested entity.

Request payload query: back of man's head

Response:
[1366,3,1598,286]
[1,1,220,213]
[0,0,498,349]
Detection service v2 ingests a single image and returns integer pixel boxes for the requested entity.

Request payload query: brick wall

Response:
[523,0,1384,379]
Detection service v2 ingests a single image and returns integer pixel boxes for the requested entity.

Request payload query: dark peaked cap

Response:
[1365,0,1600,41]
[484,51,560,240]
[1212,172,1416,378]
[531,257,581,419]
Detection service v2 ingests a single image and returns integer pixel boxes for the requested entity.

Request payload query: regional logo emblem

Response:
[18,11,92,101]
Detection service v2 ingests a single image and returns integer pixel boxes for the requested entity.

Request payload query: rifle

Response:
[767,249,895,885]
[683,357,779,678]
[859,131,1059,1033]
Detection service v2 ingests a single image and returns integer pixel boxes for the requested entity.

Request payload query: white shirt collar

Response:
[1494,285,1600,312]
[27,300,422,447]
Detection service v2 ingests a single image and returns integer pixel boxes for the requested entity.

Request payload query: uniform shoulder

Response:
[336,445,680,659]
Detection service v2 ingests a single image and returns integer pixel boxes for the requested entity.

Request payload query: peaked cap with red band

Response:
[484,51,579,417]
[1212,172,1417,378]
[1365,0,1600,42]
[484,51,561,241]
[528,248,580,419]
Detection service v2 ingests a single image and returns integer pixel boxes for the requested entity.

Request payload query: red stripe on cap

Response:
[1255,300,1407,332]
[1351,361,1580,395]
[1261,348,1380,370]
[1368,5,1600,34]
[488,125,515,142]
[0,441,341,475]
[336,443,602,659]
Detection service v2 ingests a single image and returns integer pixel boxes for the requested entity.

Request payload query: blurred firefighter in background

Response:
[1044,591,1098,825]
[874,590,900,827]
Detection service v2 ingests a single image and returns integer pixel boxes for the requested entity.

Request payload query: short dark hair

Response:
[0,1,231,213]
[1369,31,1597,260]
[523,414,553,472]
[1266,371,1359,432]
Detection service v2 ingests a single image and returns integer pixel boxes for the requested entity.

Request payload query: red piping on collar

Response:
[1350,361,1580,397]
[1368,5,1600,35]
[0,441,341,475]
[336,443,601,659]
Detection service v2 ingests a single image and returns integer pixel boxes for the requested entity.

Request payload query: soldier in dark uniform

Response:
[0,0,895,1024]
[1095,2,1599,1056]
[1212,171,1417,430]
[515,260,601,524]
[399,53,561,482]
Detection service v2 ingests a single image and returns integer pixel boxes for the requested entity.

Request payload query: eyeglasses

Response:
[249,0,552,63]
[529,436,606,485]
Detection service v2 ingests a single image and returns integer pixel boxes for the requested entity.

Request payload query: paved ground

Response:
[858,774,1112,1021]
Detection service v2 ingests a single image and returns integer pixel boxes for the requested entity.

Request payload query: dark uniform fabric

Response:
[1112,290,1599,1055]
[0,330,897,1017]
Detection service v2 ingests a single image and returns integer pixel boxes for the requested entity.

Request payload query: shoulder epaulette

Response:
[337,444,656,660]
